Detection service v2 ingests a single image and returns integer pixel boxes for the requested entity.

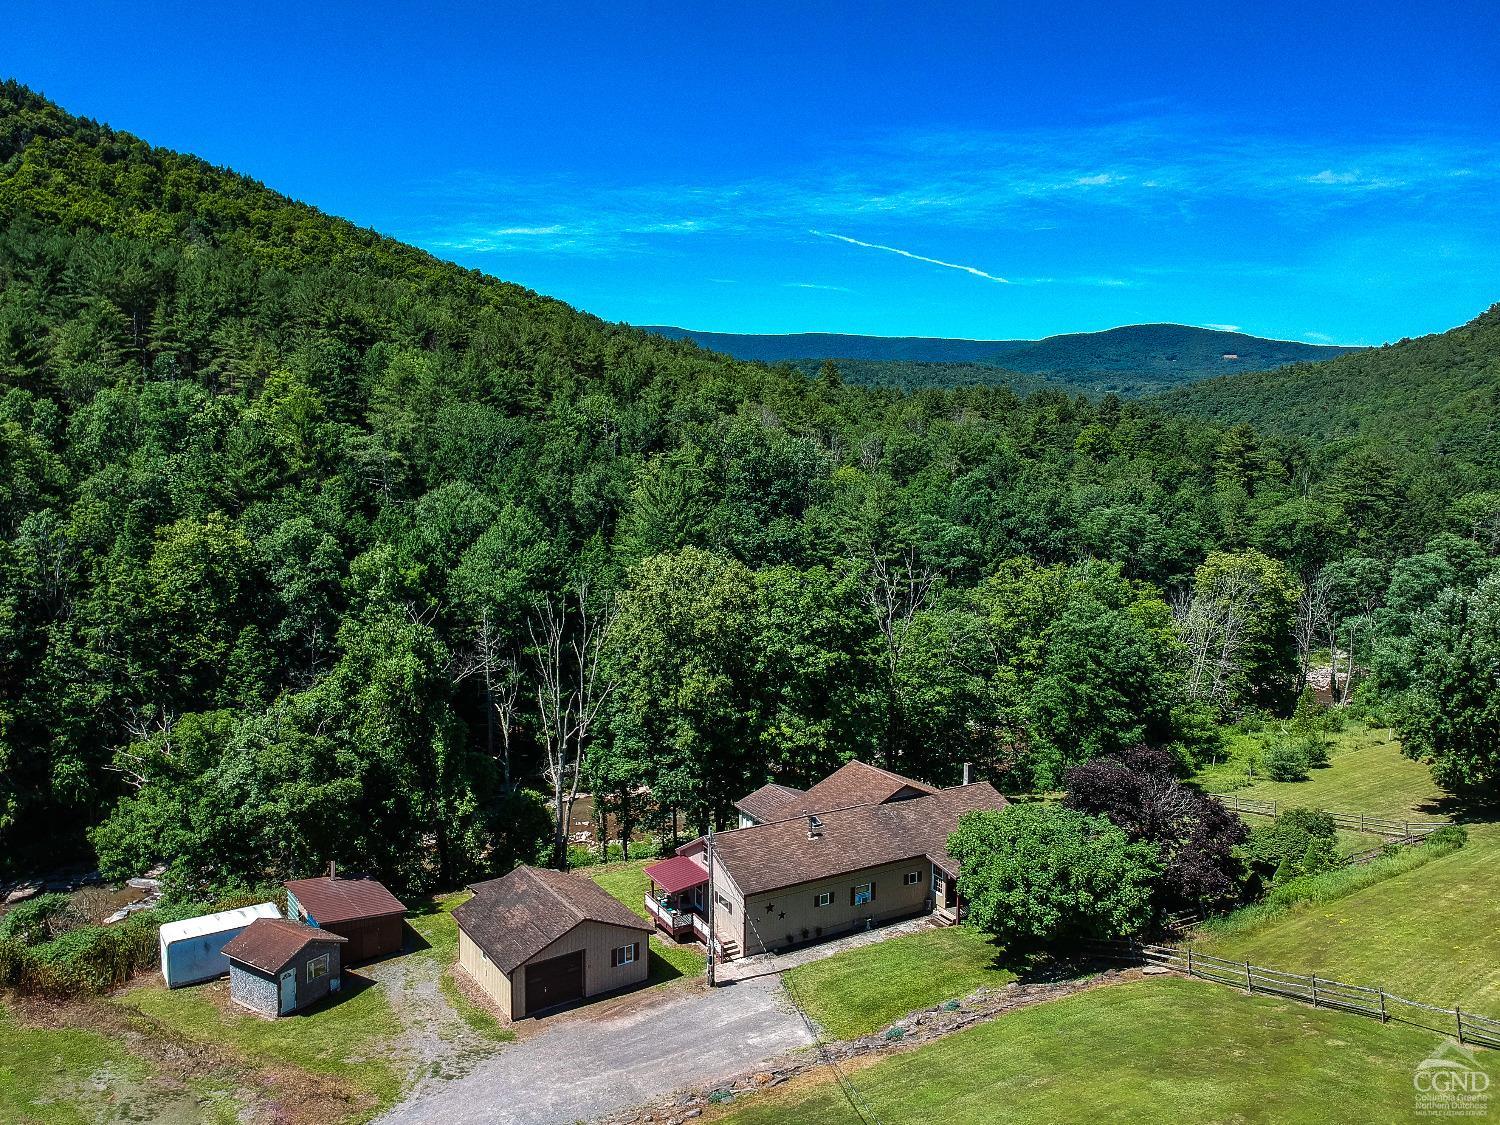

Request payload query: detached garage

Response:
[284,867,406,963]
[454,865,652,1019]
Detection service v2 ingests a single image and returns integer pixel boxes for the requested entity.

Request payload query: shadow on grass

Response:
[291,969,379,1017]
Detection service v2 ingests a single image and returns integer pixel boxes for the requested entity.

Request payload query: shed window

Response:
[814,891,833,907]
[904,870,921,886]
[852,882,874,906]
[610,942,640,967]
[306,953,330,982]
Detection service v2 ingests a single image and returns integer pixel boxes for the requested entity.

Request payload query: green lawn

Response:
[1202,822,1500,1013]
[784,925,1016,1041]
[1198,724,1452,819]
[586,858,708,980]
[121,972,404,1113]
[717,976,1492,1125]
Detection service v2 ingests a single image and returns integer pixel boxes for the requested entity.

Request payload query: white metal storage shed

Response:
[158,902,282,987]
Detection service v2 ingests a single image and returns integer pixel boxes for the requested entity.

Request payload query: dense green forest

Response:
[1,81,1496,896]
[1159,306,1500,478]
[649,323,1362,396]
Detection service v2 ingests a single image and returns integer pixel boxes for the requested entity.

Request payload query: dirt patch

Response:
[7,986,378,1124]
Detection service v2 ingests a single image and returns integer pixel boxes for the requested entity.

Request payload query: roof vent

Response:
[807,814,824,840]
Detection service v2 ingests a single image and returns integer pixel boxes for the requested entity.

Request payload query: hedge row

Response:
[0,886,288,997]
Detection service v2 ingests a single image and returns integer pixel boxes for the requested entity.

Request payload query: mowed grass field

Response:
[715,976,1485,1125]
[1202,822,1500,1012]
[784,924,1016,1040]
[1199,724,1453,819]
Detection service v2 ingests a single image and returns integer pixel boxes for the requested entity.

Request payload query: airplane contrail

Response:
[810,230,1011,283]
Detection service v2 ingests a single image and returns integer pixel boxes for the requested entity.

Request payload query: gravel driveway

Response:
[379,975,813,1125]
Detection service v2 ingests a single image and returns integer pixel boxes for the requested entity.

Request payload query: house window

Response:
[716,892,733,914]
[305,953,330,982]
[611,942,639,967]
[814,891,833,907]
[904,871,921,886]
[852,882,873,906]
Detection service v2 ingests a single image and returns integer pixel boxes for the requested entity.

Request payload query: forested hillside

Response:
[649,323,1361,396]
[1,81,1495,896]
[1158,306,1500,482]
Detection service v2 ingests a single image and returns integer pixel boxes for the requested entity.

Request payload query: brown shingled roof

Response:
[454,865,650,974]
[222,918,347,974]
[707,782,1006,896]
[738,760,938,825]
[284,875,405,925]
[733,782,805,823]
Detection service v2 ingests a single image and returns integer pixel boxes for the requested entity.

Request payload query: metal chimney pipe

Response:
[962,762,972,785]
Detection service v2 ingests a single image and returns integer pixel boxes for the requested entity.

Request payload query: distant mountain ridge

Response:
[643,323,1362,395]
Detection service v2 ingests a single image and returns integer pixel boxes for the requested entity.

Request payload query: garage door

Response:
[524,949,584,1014]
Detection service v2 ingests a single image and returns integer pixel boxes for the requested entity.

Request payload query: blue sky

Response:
[5,2,1498,344]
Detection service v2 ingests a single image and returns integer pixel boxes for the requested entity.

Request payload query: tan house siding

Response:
[458,928,514,1018]
[511,920,649,1017]
[739,857,933,956]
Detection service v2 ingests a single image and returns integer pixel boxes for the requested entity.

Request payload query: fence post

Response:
[1457,1006,1465,1045]
[1379,991,1388,1022]
[1187,946,1193,977]
[1245,961,1253,994]
[1360,812,1365,832]
[1311,974,1319,1008]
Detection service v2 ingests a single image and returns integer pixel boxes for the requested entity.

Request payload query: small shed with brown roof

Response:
[454,865,652,1019]
[284,866,406,963]
[222,919,347,1017]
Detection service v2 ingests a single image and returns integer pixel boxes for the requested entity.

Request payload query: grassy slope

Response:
[718,976,1483,1125]
[121,975,404,1111]
[1201,822,1500,1011]
[784,926,1016,1041]
[1201,725,1453,819]
[586,859,708,979]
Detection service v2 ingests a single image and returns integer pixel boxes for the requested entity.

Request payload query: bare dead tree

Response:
[451,606,522,788]
[106,704,178,791]
[1173,570,1253,713]
[529,585,618,868]
[1296,573,1332,691]
[865,546,936,767]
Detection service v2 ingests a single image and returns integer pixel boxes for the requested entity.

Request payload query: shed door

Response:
[278,968,296,1014]
[524,949,584,1014]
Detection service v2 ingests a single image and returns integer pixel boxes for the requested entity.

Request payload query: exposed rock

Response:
[1141,965,1171,975]
[4,882,40,905]
[127,877,161,891]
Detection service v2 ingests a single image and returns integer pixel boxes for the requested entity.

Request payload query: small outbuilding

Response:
[284,866,405,963]
[455,865,652,1019]
[223,918,347,1017]
[158,902,282,988]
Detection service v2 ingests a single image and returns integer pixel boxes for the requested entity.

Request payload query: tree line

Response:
[1,81,1495,895]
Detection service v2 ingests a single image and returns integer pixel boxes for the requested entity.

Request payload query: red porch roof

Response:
[644,855,709,895]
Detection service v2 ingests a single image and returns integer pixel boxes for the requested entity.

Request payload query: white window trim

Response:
[306,953,330,982]
[815,891,833,907]
[616,943,637,965]
[904,870,921,886]
[853,882,873,905]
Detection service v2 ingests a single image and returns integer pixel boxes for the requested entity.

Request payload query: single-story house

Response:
[454,865,652,1019]
[284,865,405,963]
[158,902,282,988]
[669,760,1006,959]
[222,918,347,1017]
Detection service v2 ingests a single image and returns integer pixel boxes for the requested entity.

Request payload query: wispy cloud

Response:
[785,281,853,292]
[1201,322,1242,332]
[810,230,1010,283]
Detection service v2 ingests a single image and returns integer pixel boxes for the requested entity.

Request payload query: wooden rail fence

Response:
[1088,939,1500,1050]
[1216,795,1451,840]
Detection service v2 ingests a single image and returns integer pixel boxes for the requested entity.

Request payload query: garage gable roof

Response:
[455,865,649,974]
